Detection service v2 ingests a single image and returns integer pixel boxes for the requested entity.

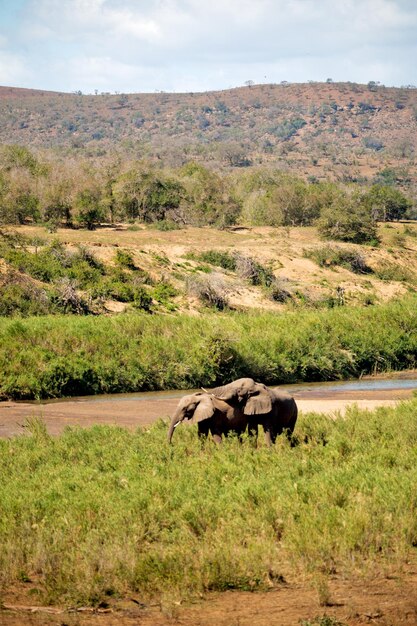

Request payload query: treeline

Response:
[0,144,413,242]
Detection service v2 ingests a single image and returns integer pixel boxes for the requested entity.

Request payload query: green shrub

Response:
[197,250,237,271]
[115,248,136,269]
[374,261,415,283]
[304,246,372,274]
[0,281,51,316]
[317,197,378,244]
[0,296,416,399]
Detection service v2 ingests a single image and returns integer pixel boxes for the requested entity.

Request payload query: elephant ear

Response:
[244,386,273,415]
[192,395,215,423]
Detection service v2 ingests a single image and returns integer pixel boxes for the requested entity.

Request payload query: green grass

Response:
[1,400,417,606]
[0,296,417,399]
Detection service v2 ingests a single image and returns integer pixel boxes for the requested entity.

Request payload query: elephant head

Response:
[210,377,273,415]
[167,392,218,443]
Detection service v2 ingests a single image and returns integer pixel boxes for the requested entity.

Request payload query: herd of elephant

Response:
[167,377,298,446]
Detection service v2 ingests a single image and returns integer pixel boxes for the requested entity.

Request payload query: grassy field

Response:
[0,295,416,399]
[1,399,417,607]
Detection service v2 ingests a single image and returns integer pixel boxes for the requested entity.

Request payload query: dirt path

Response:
[0,386,413,438]
[2,565,417,626]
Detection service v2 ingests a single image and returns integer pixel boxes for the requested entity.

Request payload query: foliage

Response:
[373,261,415,283]
[115,248,136,269]
[0,275,52,316]
[194,250,235,271]
[362,185,412,221]
[179,162,240,227]
[114,167,184,223]
[0,400,417,606]
[304,246,372,274]
[316,195,379,244]
[0,232,160,316]
[74,188,105,230]
[186,273,230,310]
[0,296,416,399]
[190,250,275,286]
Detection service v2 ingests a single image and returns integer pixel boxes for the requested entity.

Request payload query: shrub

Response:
[0,275,51,316]
[189,250,275,287]
[317,197,378,244]
[374,261,415,283]
[197,250,237,271]
[115,248,136,269]
[268,277,293,302]
[363,185,411,222]
[234,253,275,286]
[187,273,230,309]
[305,246,372,274]
[52,277,90,314]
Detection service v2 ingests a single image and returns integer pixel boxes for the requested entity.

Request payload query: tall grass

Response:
[0,296,416,399]
[0,400,417,606]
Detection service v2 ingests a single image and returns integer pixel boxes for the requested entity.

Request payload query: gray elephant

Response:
[209,377,298,446]
[167,392,248,444]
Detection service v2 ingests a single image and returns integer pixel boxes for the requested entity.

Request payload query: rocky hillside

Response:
[1,82,417,183]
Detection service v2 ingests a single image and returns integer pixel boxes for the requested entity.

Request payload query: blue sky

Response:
[1,0,417,94]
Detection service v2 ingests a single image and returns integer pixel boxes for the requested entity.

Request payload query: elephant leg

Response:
[209,429,223,444]
[198,421,210,440]
[263,426,274,447]
[247,419,259,446]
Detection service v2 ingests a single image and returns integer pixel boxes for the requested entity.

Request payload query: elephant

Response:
[208,377,298,446]
[167,392,248,444]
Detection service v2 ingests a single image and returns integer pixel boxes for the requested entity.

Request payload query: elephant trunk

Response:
[167,410,182,444]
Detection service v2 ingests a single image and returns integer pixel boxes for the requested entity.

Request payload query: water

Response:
[29,373,417,405]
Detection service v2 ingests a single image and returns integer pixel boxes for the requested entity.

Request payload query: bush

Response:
[317,196,378,244]
[374,261,415,283]
[268,277,293,302]
[190,250,275,286]
[0,276,51,316]
[304,246,372,274]
[187,273,230,310]
[1,296,417,400]
[115,248,136,269]
[234,253,275,286]
[196,250,237,271]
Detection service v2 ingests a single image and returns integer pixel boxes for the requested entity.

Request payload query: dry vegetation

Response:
[1,82,417,188]
[2,221,416,315]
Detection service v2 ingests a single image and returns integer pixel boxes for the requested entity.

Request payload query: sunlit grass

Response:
[1,399,417,606]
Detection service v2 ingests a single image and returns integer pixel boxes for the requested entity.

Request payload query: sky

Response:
[0,0,417,94]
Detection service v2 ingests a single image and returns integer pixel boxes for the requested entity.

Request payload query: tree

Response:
[178,162,240,227]
[363,185,411,221]
[114,167,184,223]
[74,189,104,230]
[317,194,378,244]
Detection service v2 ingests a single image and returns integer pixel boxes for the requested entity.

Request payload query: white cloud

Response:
[3,0,417,91]
[0,51,30,86]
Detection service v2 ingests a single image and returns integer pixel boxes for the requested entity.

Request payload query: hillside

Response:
[1,82,417,185]
[1,221,416,317]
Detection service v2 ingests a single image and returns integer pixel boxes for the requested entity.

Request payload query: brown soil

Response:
[13,221,417,316]
[0,387,412,438]
[2,565,417,626]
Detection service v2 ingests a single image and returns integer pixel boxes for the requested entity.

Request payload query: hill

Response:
[1,82,417,185]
